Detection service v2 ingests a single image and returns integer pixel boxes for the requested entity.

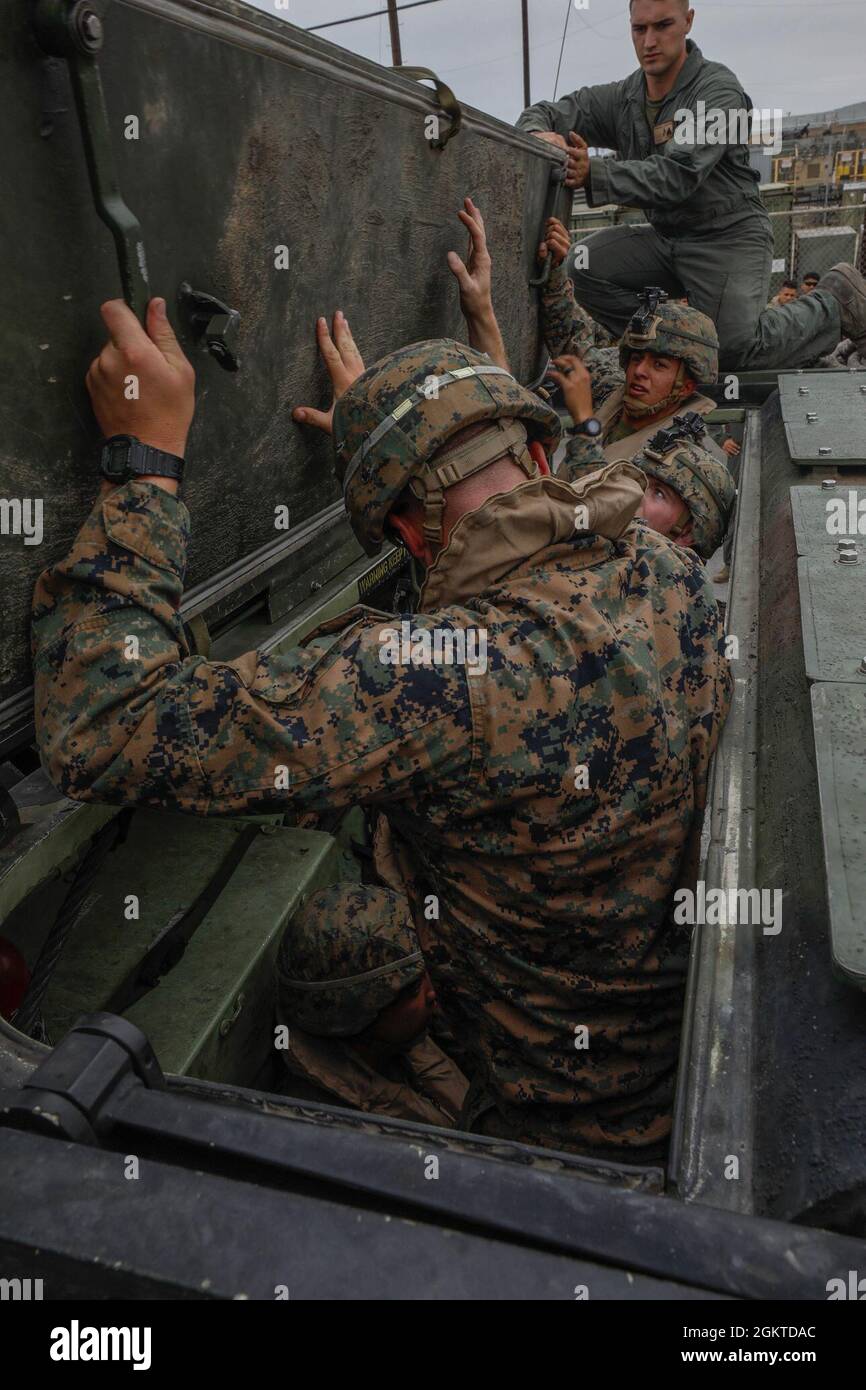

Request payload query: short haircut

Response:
[781,279,798,290]
[630,0,690,11]
[802,271,819,282]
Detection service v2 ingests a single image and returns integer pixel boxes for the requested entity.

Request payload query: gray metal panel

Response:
[792,226,858,287]
[796,554,866,681]
[0,0,558,734]
[669,407,762,1214]
[811,682,866,988]
[790,483,866,554]
[780,371,866,466]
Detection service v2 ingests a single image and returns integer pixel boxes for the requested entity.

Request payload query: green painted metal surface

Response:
[796,554,866,683]
[790,483,866,553]
[793,474,866,989]
[780,371,866,467]
[811,682,866,988]
[43,809,343,1082]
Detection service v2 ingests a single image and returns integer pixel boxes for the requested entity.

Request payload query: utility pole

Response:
[387,0,403,66]
[823,120,834,224]
[521,0,531,108]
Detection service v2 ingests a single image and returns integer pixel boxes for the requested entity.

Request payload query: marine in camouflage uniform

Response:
[276,882,468,1126]
[32,337,732,1160]
[543,270,736,558]
[543,263,723,462]
[547,278,620,373]
[629,414,736,562]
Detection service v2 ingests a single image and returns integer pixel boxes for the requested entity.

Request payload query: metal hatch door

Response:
[780,371,866,468]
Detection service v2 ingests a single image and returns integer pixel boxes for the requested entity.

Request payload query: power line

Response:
[306,0,444,34]
[552,0,572,100]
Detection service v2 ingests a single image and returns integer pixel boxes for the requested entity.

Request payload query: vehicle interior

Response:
[2,365,866,1248]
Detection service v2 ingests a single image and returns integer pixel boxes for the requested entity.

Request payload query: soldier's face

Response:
[777,286,798,305]
[625,350,681,407]
[370,971,437,1047]
[630,1,694,76]
[639,477,693,547]
[802,278,818,294]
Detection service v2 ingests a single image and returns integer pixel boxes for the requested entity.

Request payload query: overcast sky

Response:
[248,0,864,124]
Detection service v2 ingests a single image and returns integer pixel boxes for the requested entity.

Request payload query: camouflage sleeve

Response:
[540,262,619,391]
[32,483,475,816]
[558,432,608,484]
[540,261,595,360]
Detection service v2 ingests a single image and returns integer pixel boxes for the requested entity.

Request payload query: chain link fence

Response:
[568,193,866,300]
[766,202,866,299]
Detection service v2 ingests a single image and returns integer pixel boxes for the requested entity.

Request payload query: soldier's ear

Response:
[683,374,697,395]
[529,441,551,476]
[387,511,433,565]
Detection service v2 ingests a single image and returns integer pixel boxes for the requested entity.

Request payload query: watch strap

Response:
[100,435,184,483]
[574,417,603,438]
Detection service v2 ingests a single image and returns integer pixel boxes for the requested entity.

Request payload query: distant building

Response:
[750,101,866,193]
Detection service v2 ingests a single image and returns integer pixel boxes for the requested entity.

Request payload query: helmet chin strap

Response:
[623,361,688,421]
[668,501,693,542]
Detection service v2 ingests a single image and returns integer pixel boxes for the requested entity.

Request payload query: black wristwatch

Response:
[573,417,603,438]
[99,434,185,485]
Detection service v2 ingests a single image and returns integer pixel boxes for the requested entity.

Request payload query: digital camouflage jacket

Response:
[517,40,767,237]
[32,465,731,1157]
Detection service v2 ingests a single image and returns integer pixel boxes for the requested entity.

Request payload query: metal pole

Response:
[521,0,530,109]
[823,121,834,226]
[387,0,403,66]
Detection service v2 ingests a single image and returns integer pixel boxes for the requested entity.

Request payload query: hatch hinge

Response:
[0,1012,165,1144]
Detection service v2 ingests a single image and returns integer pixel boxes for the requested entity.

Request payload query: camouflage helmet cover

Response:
[619,300,720,385]
[276,883,425,1037]
[333,340,562,555]
[637,438,736,560]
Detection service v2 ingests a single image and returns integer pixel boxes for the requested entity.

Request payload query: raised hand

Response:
[447,197,494,320]
[538,216,572,268]
[564,132,591,189]
[293,312,366,435]
[86,297,195,458]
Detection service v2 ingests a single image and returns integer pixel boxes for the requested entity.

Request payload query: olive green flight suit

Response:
[518,41,842,371]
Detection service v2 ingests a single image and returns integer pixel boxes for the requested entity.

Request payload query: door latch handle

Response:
[529,162,569,289]
[33,0,150,322]
[178,282,241,372]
